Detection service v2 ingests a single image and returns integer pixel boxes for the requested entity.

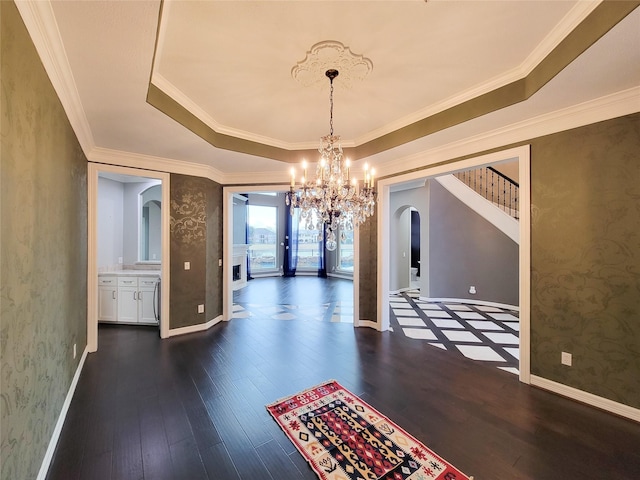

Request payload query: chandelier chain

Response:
[329,77,334,136]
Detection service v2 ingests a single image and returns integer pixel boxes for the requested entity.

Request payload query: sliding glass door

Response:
[296,209,322,271]
[337,228,354,273]
[247,204,278,274]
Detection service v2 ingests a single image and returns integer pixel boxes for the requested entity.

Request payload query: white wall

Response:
[97,177,124,271]
[389,183,430,292]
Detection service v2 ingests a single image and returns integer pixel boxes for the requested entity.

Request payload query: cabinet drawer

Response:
[138,277,158,288]
[117,277,138,287]
[98,276,117,286]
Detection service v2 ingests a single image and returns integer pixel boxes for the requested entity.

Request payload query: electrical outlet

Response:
[184,261,191,270]
[118,257,123,264]
[198,304,205,314]
[561,351,572,366]
[73,343,77,359]
[469,286,477,294]
[218,259,222,267]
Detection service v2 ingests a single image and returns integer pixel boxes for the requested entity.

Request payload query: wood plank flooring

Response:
[47,280,640,479]
[233,276,354,307]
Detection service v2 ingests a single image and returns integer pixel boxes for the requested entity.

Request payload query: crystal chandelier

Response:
[286,69,376,251]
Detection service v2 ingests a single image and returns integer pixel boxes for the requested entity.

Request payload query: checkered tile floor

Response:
[390,290,520,375]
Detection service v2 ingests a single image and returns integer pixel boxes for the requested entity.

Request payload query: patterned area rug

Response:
[266,380,473,480]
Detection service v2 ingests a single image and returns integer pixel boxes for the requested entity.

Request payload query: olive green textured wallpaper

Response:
[1,2,88,478]
[530,113,640,408]
[170,174,223,329]
[358,210,378,323]
[170,174,208,329]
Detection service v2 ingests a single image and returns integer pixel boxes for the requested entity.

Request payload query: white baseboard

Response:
[389,287,414,295]
[167,315,223,337]
[421,297,520,312]
[530,375,640,423]
[356,319,383,331]
[37,346,89,480]
[327,272,354,280]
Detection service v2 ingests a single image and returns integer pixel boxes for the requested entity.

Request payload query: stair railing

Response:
[453,166,519,220]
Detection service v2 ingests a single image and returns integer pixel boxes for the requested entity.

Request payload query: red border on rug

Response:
[266,380,473,480]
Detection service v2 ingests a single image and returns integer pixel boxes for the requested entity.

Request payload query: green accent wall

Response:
[358,211,378,323]
[170,174,223,329]
[1,2,88,479]
[530,113,640,408]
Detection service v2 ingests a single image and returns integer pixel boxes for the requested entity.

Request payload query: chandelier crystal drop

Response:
[286,69,376,251]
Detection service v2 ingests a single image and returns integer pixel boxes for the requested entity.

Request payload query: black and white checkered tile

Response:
[390,290,520,375]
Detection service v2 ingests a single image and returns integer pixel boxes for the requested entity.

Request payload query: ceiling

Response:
[22,1,640,183]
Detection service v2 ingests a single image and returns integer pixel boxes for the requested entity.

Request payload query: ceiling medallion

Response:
[291,40,373,89]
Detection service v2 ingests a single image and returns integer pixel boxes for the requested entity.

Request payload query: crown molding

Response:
[353,1,603,146]
[375,86,640,179]
[519,0,601,77]
[91,86,638,185]
[15,0,95,155]
[150,1,603,152]
[221,171,291,187]
[151,73,322,151]
[88,146,226,184]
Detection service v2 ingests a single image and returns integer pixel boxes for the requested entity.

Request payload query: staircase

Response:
[454,166,519,220]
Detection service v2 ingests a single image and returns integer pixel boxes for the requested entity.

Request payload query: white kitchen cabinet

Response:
[138,277,159,324]
[117,277,139,323]
[98,276,118,322]
[99,273,159,325]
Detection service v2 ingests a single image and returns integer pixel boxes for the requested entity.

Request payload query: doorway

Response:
[87,163,170,352]
[223,186,360,325]
[378,145,531,383]
[388,170,521,374]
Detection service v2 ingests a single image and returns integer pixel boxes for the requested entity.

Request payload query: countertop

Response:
[98,270,160,277]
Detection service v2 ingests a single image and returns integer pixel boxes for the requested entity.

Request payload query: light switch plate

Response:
[184,261,190,270]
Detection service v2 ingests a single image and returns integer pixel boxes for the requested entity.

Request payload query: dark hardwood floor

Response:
[233,276,353,307]
[47,280,640,479]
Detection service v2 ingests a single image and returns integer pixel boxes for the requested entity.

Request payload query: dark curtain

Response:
[283,199,299,277]
[245,196,253,280]
[317,223,328,278]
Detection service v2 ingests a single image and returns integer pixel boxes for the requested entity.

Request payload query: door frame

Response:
[87,163,171,352]
[377,145,531,383]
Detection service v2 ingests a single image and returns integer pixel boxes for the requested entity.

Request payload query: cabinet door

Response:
[118,280,139,323]
[138,277,158,324]
[98,285,117,322]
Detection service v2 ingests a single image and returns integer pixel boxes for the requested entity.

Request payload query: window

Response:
[296,209,322,270]
[247,205,278,273]
[337,228,354,273]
